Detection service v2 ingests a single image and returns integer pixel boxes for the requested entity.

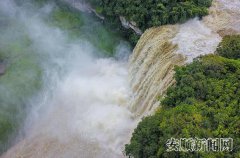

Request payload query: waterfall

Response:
[128,25,185,116]
[0,0,135,157]
[1,0,240,157]
[129,0,240,117]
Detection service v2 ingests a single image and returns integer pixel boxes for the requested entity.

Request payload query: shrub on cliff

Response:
[125,55,240,158]
[217,35,240,60]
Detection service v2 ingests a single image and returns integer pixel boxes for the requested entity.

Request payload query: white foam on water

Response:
[172,18,221,62]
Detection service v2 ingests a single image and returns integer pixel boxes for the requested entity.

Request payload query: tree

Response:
[216,35,240,60]
[125,55,240,158]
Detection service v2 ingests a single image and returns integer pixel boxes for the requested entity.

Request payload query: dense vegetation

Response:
[89,0,212,44]
[36,0,213,45]
[216,35,240,60]
[125,37,240,157]
[38,0,213,45]
[101,0,212,30]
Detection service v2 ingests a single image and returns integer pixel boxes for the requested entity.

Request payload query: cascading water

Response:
[129,0,240,117]
[0,0,136,157]
[1,0,240,157]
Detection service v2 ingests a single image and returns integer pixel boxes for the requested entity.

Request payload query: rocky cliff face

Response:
[129,0,240,117]
[119,16,142,35]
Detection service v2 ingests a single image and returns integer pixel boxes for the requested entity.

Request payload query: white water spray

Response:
[1,1,136,157]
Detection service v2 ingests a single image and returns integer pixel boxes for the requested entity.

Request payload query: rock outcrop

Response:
[63,0,143,35]
[120,16,142,35]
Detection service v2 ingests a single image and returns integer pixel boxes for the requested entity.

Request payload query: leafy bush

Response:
[217,35,240,60]
[125,55,240,158]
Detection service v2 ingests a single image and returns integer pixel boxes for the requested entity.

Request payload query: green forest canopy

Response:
[88,0,212,44]
[216,35,240,60]
[89,0,212,30]
[125,37,240,158]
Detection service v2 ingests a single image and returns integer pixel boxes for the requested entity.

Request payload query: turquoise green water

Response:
[49,1,124,56]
